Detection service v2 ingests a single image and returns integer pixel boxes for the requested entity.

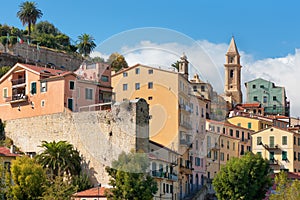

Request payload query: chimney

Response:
[10,145,15,154]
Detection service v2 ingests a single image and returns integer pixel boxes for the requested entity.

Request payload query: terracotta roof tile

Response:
[21,63,66,76]
[0,147,20,157]
[73,187,107,197]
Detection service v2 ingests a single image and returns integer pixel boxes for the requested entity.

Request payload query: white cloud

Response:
[92,40,300,116]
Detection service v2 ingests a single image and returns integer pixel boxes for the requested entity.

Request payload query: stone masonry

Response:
[4,98,150,185]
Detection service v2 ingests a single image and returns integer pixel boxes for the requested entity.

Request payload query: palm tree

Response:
[17,1,43,36]
[36,141,81,177]
[77,33,96,57]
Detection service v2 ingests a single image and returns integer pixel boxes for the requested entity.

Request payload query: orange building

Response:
[0,63,113,120]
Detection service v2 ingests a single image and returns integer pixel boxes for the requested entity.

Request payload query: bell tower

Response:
[224,37,242,104]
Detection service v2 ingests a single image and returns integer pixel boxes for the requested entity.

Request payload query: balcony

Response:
[179,103,192,113]
[11,78,26,86]
[210,143,220,151]
[180,121,192,130]
[269,158,279,165]
[151,170,178,181]
[259,142,280,151]
[6,94,28,104]
[240,138,248,143]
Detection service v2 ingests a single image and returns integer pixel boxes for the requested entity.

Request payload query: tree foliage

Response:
[36,141,82,178]
[171,61,180,71]
[107,53,128,72]
[106,151,158,200]
[17,1,43,36]
[77,33,96,57]
[42,176,77,200]
[10,156,47,200]
[212,152,271,200]
[269,171,300,200]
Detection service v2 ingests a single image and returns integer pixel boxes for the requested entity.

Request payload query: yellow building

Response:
[112,55,199,198]
[227,115,273,132]
[205,130,239,180]
[252,127,300,173]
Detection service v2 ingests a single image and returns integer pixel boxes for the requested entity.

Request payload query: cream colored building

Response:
[112,55,200,199]
[252,127,300,173]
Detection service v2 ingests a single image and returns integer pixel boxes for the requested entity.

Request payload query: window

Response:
[298,152,300,161]
[270,136,275,148]
[252,84,256,89]
[230,70,234,78]
[223,128,226,134]
[221,153,224,161]
[237,123,241,127]
[135,83,140,90]
[229,129,233,136]
[123,72,128,77]
[148,69,153,74]
[201,85,205,92]
[101,75,109,82]
[236,130,240,138]
[229,56,234,63]
[207,151,211,158]
[41,100,45,107]
[227,141,230,149]
[214,151,218,160]
[193,86,197,92]
[248,122,252,129]
[217,127,220,133]
[282,151,287,161]
[263,96,267,103]
[85,88,93,100]
[69,80,75,90]
[30,82,37,94]
[123,84,128,91]
[195,157,201,166]
[257,137,262,145]
[68,98,73,111]
[295,136,297,145]
[298,138,300,146]
[135,68,140,74]
[253,96,258,101]
[294,152,297,161]
[282,136,287,145]
[273,96,277,101]
[233,142,235,150]
[269,151,274,160]
[3,88,7,98]
[148,82,153,89]
[40,82,47,92]
[248,132,251,140]
[257,152,262,156]
[260,85,264,88]
[148,96,153,100]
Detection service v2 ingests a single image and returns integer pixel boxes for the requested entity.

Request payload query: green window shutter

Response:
[269,152,274,160]
[31,82,37,94]
[270,136,275,148]
[282,151,287,161]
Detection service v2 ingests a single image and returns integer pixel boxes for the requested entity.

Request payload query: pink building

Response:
[0,63,113,121]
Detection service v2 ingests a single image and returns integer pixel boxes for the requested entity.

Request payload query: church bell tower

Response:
[224,37,242,104]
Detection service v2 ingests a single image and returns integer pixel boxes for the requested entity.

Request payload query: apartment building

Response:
[245,78,290,116]
[252,127,300,173]
[111,55,206,199]
[0,63,112,120]
[150,140,179,200]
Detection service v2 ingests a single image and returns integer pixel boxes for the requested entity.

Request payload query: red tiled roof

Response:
[241,103,261,108]
[22,63,66,76]
[0,147,20,157]
[73,187,107,197]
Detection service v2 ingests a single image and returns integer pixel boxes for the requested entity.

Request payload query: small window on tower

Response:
[230,56,234,63]
[230,70,234,78]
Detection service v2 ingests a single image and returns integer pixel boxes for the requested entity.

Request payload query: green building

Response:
[245,78,290,116]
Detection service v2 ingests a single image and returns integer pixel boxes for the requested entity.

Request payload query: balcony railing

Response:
[6,94,28,103]
[259,142,280,150]
[180,121,192,129]
[11,78,25,85]
[269,159,279,165]
[151,170,178,181]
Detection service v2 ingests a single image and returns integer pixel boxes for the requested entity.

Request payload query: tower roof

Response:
[227,36,239,55]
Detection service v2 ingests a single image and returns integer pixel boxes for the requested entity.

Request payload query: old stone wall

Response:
[0,43,83,71]
[4,99,149,185]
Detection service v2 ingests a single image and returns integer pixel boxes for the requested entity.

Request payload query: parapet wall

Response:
[4,99,149,185]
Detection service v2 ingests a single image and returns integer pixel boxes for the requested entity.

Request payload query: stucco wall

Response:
[4,99,149,185]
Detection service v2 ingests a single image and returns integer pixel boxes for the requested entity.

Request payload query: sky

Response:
[1,0,300,116]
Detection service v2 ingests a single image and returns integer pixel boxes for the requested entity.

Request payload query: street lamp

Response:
[98,183,101,200]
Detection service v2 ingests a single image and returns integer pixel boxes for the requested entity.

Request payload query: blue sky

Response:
[2,1,300,116]
[1,0,300,59]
